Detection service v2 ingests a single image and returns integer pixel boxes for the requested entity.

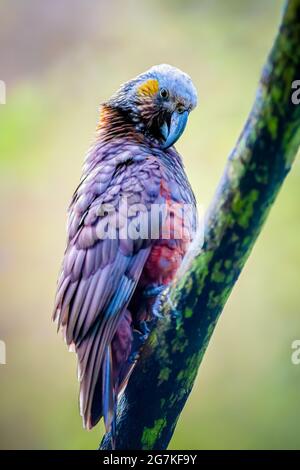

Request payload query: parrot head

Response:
[107,64,198,149]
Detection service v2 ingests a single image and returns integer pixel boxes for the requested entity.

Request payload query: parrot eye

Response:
[160,88,169,99]
[177,104,186,114]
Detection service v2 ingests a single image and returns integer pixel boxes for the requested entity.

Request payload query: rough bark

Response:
[100,0,300,450]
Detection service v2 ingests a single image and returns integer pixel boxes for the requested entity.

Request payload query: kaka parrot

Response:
[53,64,198,439]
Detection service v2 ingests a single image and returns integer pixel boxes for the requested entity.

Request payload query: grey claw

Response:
[152,298,164,318]
[139,320,151,341]
[129,351,139,363]
[143,285,166,299]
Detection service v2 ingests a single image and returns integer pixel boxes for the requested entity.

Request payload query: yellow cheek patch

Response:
[138,79,159,97]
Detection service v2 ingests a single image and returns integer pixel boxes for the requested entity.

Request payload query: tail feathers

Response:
[101,346,115,433]
[78,342,117,433]
[77,309,133,445]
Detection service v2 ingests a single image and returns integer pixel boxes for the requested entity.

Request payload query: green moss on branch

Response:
[100,0,300,450]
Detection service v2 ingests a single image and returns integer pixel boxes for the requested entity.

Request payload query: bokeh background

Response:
[1,0,300,450]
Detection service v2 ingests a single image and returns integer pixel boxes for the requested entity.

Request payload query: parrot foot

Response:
[142,285,166,299]
[152,286,182,319]
[128,350,140,364]
[152,297,165,319]
[159,289,181,320]
[128,321,152,364]
[139,320,151,341]
[143,284,167,319]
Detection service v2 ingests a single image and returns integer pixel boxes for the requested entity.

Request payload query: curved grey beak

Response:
[161,110,189,149]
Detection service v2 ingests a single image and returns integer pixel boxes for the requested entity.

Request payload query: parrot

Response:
[53,64,198,440]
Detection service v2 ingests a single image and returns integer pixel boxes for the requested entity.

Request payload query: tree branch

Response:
[100,0,300,450]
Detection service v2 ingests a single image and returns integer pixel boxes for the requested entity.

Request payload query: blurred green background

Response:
[1,0,300,450]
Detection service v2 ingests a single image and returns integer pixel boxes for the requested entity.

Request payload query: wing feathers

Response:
[53,153,162,432]
[102,346,114,431]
